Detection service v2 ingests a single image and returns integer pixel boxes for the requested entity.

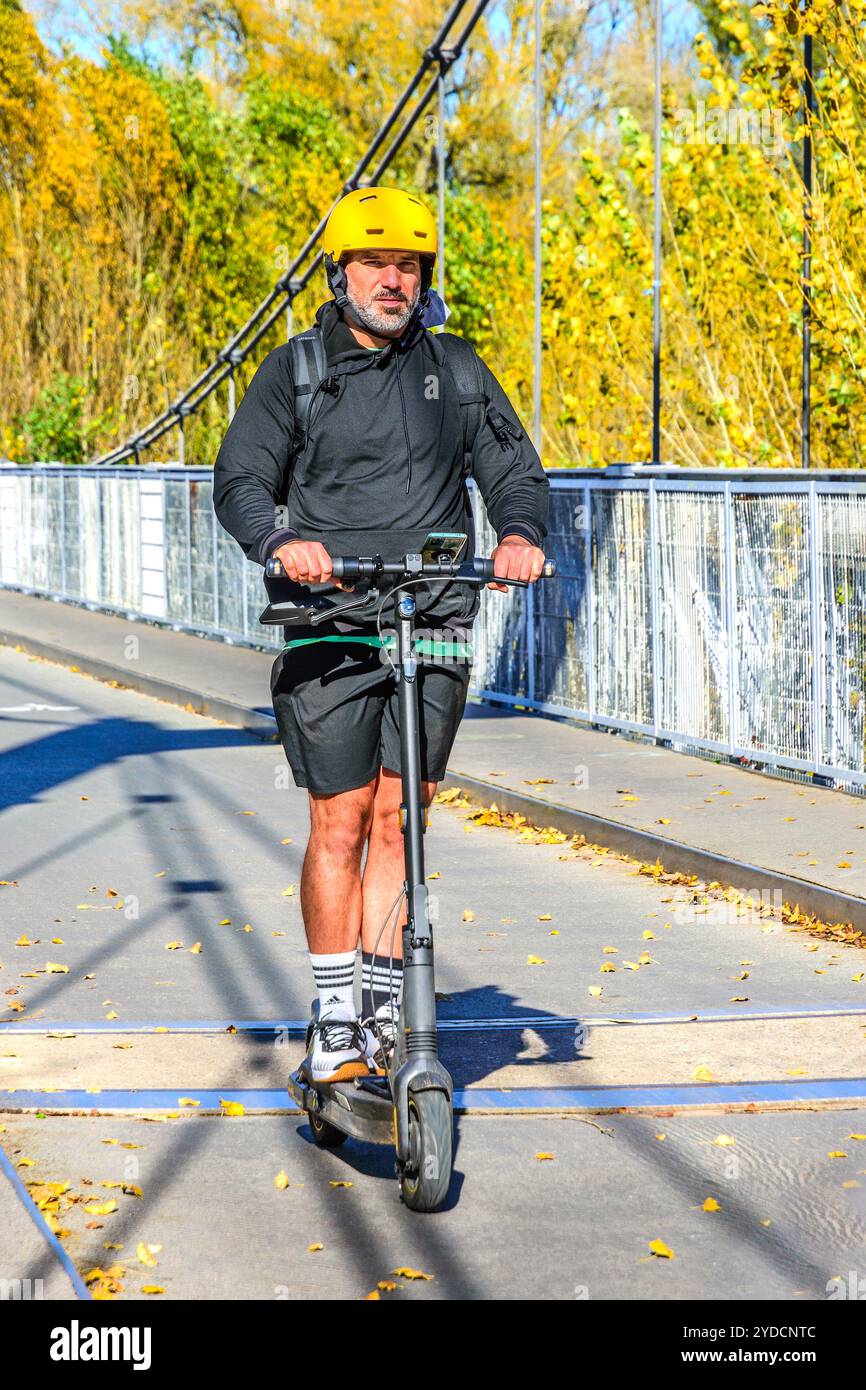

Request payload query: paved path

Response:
[2,589,865,921]
[1,644,865,1299]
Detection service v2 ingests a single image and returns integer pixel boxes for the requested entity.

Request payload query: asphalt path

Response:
[1,645,865,1300]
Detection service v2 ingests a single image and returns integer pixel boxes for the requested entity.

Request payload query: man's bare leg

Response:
[360,767,438,958]
[300,778,377,954]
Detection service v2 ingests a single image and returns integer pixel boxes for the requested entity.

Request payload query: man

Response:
[213,186,548,1083]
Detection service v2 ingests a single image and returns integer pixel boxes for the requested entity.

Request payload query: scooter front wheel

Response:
[399,1090,452,1212]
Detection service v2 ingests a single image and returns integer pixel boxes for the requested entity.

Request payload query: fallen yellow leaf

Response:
[393,1267,433,1280]
[220,1098,245,1117]
[648,1238,674,1259]
[703,1197,720,1212]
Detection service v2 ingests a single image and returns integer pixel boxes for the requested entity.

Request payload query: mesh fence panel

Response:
[655,490,728,743]
[734,493,812,759]
[533,486,589,711]
[592,489,652,724]
[820,493,866,773]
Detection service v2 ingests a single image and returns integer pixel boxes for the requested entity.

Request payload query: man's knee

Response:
[308,780,376,856]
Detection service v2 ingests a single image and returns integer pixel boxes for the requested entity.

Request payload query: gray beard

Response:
[345,284,420,338]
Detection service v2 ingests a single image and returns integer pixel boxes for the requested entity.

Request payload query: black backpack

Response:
[288,324,487,481]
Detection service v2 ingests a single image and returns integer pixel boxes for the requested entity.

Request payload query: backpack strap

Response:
[289,326,328,458]
[436,332,487,477]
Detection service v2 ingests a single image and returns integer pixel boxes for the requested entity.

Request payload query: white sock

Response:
[310,950,357,1019]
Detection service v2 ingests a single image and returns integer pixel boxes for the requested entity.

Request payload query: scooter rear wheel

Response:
[399,1090,452,1212]
[309,1108,348,1148]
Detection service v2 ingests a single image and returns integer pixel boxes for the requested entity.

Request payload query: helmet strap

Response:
[324,253,350,313]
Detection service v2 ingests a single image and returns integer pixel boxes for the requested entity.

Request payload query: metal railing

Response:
[1,462,865,791]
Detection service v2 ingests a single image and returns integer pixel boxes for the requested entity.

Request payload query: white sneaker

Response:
[361,1001,400,1076]
[303,1013,372,1084]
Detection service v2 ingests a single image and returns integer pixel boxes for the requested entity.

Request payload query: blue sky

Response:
[28,0,707,72]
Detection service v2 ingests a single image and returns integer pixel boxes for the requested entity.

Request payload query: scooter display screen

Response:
[420,532,467,565]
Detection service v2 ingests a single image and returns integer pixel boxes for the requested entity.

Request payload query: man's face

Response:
[342,248,422,338]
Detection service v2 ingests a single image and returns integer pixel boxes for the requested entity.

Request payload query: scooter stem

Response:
[391,590,453,1163]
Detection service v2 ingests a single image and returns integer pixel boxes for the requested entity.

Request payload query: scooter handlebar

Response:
[266,555,557,584]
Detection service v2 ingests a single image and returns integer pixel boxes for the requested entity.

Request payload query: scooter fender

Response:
[391,1055,453,1162]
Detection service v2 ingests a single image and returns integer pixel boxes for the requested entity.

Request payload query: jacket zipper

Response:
[394,353,413,494]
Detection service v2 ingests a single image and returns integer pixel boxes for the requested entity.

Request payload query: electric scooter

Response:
[260,535,556,1211]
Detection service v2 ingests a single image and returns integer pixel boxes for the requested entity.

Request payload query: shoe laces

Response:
[316,1017,367,1053]
[365,1001,399,1049]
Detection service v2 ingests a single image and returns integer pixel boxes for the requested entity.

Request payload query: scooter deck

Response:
[288,1068,395,1146]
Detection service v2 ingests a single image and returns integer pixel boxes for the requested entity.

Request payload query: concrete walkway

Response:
[2,588,865,929]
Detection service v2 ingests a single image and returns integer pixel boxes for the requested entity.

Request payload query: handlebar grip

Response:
[473,557,557,580]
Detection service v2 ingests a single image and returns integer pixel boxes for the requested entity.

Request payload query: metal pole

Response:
[437,68,446,303]
[651,0,662,463]
[184,476,193,625]
[533,0,543,457]
[723,482,738,755]
[584,482,595,722]
[801,12,814,469]
[807,480,823,772]
[647,480,661,736]
[228,370,236,422]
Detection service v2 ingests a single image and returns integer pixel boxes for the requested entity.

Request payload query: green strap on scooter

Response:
[280,634,473,659]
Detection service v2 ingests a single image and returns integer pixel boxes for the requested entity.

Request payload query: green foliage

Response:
[18,373,109,464]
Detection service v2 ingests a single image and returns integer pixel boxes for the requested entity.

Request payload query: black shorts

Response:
[270,640,472,796]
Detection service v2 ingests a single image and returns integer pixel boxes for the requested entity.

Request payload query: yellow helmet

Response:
[323,186,437,263]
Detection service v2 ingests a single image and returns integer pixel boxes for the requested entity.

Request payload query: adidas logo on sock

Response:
[323,995,342,1005]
